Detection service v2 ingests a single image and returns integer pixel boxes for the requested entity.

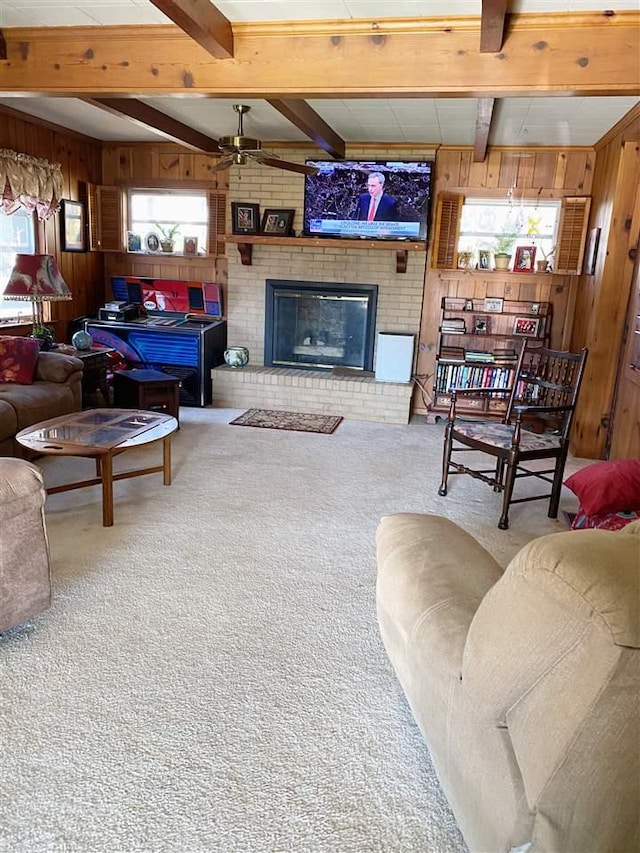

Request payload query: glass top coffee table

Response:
[16,408,179,527]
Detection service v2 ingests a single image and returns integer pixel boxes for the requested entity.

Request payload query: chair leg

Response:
[438,421,453,497]
[494,458,505,492]
[498,458,518,530]
[548,453,567,519]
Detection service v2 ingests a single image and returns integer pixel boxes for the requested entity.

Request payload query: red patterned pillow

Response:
[564,459,640,516]
[571,508,640,531]
[0,336,41,384]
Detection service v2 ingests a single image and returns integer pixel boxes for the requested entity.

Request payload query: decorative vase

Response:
[224,346,249,368]
[536,259,549,273]
[72,329,93,351]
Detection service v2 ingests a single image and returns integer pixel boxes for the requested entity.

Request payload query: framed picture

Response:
[463,298,474,311]
[60,199,86,252]
[474,315,490,334]
[478,249,491,270]
[127,231,142,253]
[514,245,536,272]
[513,316,541,337]
[483,297,504,313]
[183,236,198,256]
[231,202,260,235]
[585,226,601,275]
[531,302,541,315]
[261,208,295,237]
[144,232,160,253]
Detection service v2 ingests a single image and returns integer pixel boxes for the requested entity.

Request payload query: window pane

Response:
[128,190,208,254]
[0,209,36,321]
[459,199,559,266]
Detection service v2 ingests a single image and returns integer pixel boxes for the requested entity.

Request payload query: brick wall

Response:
[213,146,433,423]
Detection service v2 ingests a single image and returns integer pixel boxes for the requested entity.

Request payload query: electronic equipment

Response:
[303,159,433,241]
[98,302,146,322]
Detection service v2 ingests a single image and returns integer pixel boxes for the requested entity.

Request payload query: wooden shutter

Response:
[208,190,226,257]
[87,184,123,252]
[432,192,464,269]
[554,196,591,274]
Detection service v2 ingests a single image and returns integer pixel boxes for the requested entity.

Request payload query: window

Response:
[0,208,37,321]
[458,199,559,266]
[127,190,208,255]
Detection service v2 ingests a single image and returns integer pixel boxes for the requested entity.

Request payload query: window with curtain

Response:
[0,208,37,321]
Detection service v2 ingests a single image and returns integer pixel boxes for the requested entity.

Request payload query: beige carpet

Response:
[1,409,583,853]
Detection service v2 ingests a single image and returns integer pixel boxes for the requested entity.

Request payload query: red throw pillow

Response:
[0,336,41,384]
[564,459,640,516]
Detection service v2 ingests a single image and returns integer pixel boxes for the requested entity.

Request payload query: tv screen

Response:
[303,159,433,241]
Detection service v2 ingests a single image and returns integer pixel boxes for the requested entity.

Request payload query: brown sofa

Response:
[0,457,51,633]
[376,514,640,853]
[0,350,83,456]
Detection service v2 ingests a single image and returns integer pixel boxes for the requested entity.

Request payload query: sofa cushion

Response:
[0,398,18,444]
[0,382,77,431]
[0,336,41,384]
[564,459,640,515]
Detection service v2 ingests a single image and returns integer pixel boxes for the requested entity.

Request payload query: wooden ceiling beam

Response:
[149,0,233,59]
[480,0,508,53]
[266,99,345,159]
[0,16,638,97]
[473,98,495,161]
[84,98,221,152]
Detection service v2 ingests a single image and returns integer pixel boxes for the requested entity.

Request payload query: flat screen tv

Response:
[303,159,433,241]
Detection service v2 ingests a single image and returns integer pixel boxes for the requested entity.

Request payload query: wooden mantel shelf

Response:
[224,234,427,274]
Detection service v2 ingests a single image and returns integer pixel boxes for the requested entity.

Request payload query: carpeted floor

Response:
[1,409,583,853]
[229,408,343,434]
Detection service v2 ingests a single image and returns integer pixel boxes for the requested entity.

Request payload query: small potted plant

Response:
[536,244,556,272]
[493,230,518,270]
[155,223,180,253]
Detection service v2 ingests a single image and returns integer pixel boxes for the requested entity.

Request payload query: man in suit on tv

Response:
[355,172,399,222]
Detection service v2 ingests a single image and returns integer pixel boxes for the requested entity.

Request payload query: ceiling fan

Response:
[210,104,318,176]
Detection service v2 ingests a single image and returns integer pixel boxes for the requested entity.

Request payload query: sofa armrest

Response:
[34,351,84,384]
[376,513,503,677]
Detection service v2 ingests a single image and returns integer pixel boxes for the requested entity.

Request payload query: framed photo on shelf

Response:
[183,236,198,256]
[483,297,504,313]
[127,231,142,253]
[514,245,536,272]
[478,249,491,270]
[231,202,260,235]
[60,199,86,252]
[144,231,160,253]
[474,315,490,334]
[261,208,295,236]
[513,316,541,337]
[463,298,474,311]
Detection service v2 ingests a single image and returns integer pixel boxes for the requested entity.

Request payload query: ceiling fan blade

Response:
[253,154,318,176]
[210,157,233,172]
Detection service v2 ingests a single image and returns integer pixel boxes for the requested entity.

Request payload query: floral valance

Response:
[0,148,63,220]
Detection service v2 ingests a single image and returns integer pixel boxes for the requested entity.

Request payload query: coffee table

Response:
[16,408,178,527]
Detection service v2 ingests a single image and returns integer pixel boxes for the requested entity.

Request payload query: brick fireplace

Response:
[211,148,430,424]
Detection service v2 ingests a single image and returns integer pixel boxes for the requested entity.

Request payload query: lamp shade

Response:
[3,254,72,302]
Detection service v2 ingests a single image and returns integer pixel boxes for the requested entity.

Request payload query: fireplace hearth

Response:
[264,279,378,371]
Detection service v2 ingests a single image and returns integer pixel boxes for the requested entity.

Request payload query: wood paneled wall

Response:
[0,108,104,338]
[570,109,640,459]
[101,144,228,307]
[414,147,594,419]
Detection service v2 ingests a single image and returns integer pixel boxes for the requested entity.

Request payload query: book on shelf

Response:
[442,317,466,333]
[466,350,495,363]
[493,346,518,361]
[440,345,466,362]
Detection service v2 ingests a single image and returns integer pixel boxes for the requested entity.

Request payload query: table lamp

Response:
[3,254,72,348]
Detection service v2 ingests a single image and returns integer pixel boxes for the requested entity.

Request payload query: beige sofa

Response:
[376,514,640,853]
[0,457,51,633]
[0,350,83,456]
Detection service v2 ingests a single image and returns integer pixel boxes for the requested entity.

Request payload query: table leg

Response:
[101,452,114,527]
[163,435,172,486]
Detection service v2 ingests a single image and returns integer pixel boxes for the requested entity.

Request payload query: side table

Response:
[55,346,114,407]
[112,368,181,422]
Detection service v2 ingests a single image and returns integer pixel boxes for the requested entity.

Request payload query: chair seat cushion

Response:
[454,421,561,452]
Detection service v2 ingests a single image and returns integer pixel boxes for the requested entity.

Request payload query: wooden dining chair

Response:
[438,341,589,529]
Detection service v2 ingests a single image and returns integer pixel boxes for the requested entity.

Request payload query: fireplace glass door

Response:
[265,280,378,371]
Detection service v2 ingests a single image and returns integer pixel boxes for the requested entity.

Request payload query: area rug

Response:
[229,408,343,434]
